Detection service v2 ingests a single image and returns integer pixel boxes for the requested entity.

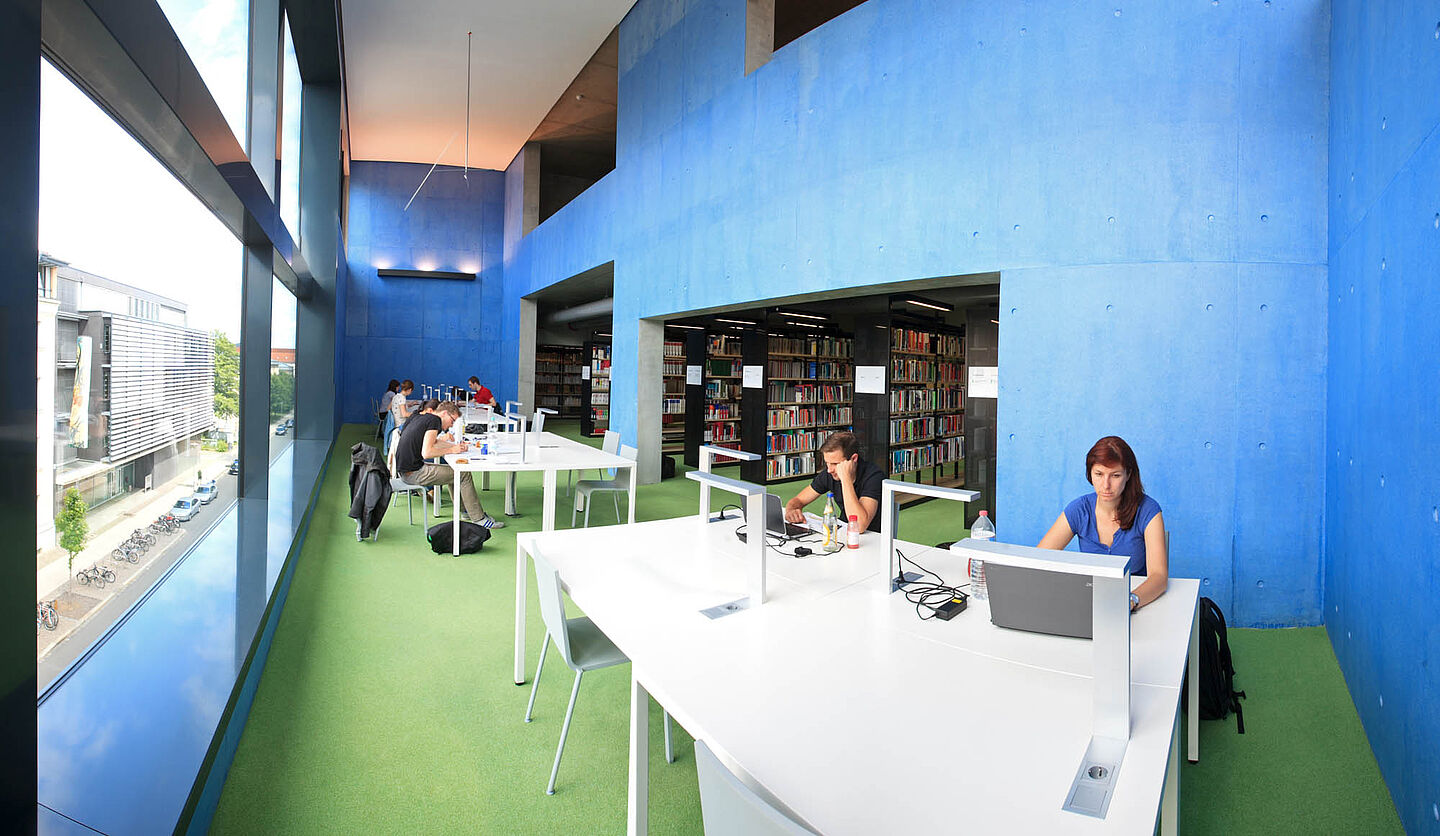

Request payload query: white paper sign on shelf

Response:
[742,365,764,389]
[968,365,998,398]
[686,365,702,385]
[855,365,887,395]
[581,366,592,381]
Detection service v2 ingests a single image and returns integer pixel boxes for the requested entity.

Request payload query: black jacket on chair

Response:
[348,442,393,539]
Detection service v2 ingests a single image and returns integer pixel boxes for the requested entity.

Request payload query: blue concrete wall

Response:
[341,161,505,422]
[1325,2,1440,830]
[498,0,1331,626]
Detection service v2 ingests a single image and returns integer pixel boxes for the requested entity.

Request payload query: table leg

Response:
[514,540,529,685]
[1189,598,1200,762]
[628,462,637,525]
[628,672,650,836]
[452,470,461,556]
[505,472,518,516]
[1161,707,1179,835]
[542,469,557,532]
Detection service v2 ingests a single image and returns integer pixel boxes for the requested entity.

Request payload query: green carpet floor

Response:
[210,422,1401,834]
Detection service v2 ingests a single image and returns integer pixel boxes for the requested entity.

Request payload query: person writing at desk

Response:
[468,376,498,408]
[783,431,884,534]
[394,401,504,529]
[1037,435,1167,611]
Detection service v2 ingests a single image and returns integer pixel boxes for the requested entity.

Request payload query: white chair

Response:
[523,550,673,795]
[572,442,634,528]
[567,428,618,496]
[384,429,428,536]
[694,739,816,834]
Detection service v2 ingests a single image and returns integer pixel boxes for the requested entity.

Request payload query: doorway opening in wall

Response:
[523,263,614,436]
[527,26,618,224]
[658,274,1000,525]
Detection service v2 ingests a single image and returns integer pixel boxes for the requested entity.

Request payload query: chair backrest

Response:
[601,429,620,455]
[531,549,574,665]
[531,410,546,434]
[620,444,638,461]
[694,740,815,835]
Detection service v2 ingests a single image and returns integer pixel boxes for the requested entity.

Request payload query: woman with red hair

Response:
[1037,436,1168,611]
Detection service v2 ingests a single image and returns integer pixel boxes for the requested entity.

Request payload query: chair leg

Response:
[407,490,415,525]
[664,711,674,764]
[612,492,621,522]
[584,501,592,528]
[547,670,584,795]
[571,495,579,527]
[524,634,550,723]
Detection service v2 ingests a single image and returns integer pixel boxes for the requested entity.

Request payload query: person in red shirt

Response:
[467,376,497,408]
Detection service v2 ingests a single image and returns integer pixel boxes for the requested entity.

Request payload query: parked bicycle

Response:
[37,600,59,631]
[130,529,157,547]
[76,563,115,588]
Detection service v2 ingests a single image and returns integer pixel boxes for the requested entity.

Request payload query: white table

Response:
[443,431,637,681]
[516,512,1199,835]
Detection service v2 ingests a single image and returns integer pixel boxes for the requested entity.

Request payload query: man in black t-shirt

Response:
[783,431,885,534]
[393,401,503,529]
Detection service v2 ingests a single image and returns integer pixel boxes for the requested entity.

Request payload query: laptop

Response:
[764,493,814,539]
[984,562,1094,639]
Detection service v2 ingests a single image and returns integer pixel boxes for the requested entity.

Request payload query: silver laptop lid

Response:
[985,562,1094,639]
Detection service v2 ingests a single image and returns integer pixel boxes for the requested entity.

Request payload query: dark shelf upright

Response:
[682,330,707,468]
[739,329,767,485]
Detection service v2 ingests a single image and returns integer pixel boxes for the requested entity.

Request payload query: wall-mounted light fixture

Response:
[377,268,476,281]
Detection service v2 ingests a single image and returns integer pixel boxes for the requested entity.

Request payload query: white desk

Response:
[516,512,1199,835]
[444,431,637,681]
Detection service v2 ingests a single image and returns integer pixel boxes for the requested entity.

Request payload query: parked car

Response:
[275,424,287,436]
[228,459,240,475]
[285,417,294,429]
[195,482,218,505]
[171,497,199,521]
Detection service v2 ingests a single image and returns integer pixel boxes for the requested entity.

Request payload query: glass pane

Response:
[270,275,298,442]
[279,11,303,242]
[37,56,246,829]
[154,0,249,145]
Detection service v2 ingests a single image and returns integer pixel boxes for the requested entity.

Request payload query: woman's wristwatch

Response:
[1129,592,1140,612]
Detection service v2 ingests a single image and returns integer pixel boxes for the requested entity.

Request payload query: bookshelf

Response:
[703,333,744,457]
[662,336,686,455]
[885,323,965,488]
[581,339,612,437]
[764,334,854,482]
[535,344,584,418]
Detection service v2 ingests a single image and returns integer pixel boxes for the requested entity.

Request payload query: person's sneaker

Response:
[480,516,505,530]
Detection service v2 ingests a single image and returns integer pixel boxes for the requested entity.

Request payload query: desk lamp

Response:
[878,479,979,592]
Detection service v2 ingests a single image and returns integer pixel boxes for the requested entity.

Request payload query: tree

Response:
[270,370,295,421]
[56,487,89,587]
[213,331,240,419]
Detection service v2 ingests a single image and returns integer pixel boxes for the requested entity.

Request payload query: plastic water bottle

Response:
[822,492,838,550]
[847,515,860,549]
[969,510,994,600]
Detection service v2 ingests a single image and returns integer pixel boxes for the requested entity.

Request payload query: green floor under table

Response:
[210,422,1400,835]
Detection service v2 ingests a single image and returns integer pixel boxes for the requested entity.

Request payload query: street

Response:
[37,424,294,692]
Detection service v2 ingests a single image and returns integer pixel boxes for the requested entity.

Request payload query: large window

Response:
[279,11,303,241]
[270,276,298,455]
[36,58,243,683]
[154,0,249,144]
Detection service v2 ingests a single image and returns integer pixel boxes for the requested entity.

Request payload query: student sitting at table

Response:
[379,379,401,417]
[394,400,504,530]
[1036,435,1167,612]
[467,375,498,408]
[783,431,884,534]
[390,380,415,427]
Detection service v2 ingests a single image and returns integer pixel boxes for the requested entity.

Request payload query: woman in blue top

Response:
[1037,436,1168,612]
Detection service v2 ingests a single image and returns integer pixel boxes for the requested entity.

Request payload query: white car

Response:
[195,483,218,505]
[171,497,199,521]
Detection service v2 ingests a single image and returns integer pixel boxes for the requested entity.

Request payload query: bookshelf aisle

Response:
[765,334,854,482]
[535,344,584,418]
[886,324,965,488]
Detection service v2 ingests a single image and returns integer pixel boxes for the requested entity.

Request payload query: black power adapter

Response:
[933,594,968,621]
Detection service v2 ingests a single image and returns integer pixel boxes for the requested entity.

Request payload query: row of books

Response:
[768,336,854,358]
[768,382,854,404]
[891,328,933,354]
[535,375,581,385]
[708,359,742,376]
[706,423,740,443]
[936,361,964,385]
[891,357,935,384]
[939,413,964,436]
[890,416,934,444]
[706,402,740,420]
[767,430,823,455]
[936,435,965,464]
[767,452,816,481]
[767,359,851,380]
[663,397,685,415]
[890,387,964,413]
[707,380,738,400]
[591,392,610,405]
[663,360,685,376]
[937,333,963,358]
[767,405,852,429]
[707,335,741,355]
[663,340,685,358]
[890,444,936,474]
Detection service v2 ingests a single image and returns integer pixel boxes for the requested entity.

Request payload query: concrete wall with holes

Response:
[499,0,1331,627]
[341,161,505,421]
[1324,3,1440,832]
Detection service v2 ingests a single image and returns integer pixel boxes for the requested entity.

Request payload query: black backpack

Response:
[1183,596,1247,732]
[425,521,492,554]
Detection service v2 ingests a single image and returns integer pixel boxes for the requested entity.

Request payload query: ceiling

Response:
[342,0,635,170]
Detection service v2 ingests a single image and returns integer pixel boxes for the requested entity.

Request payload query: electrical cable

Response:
[895,548,970,620]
